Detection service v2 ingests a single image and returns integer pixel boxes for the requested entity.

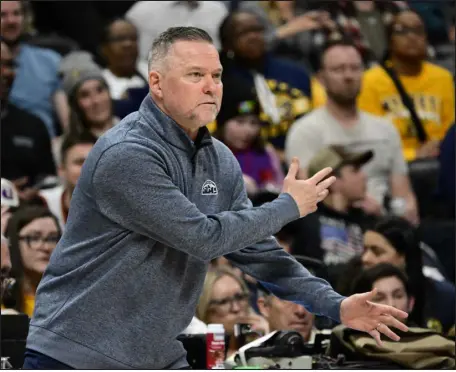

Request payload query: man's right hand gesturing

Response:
[282,157,336,217]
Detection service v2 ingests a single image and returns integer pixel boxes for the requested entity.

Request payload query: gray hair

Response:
[147,26,213,73]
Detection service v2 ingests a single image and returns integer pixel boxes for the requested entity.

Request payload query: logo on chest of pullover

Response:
[201,180,218,195]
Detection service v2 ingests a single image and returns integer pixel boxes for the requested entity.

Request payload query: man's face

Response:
[334,164,367,202]
[258,296,314,342]
[0,41,16,101]
[230,13,266,61]
[371,275,414,314]
[390,11,427,61]
[0,1,24,45]
[149,41,223,132]
[319,46,363,106]
[1,237,12,301]
[102,20,139,72]
[60,143,94,190]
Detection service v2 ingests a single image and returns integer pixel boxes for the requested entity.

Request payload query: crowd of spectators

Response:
[1,0,455,364]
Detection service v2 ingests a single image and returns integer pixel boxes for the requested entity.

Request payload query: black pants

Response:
[23,349,73,369]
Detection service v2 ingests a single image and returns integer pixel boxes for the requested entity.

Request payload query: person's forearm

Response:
[227,243,345,322]
[93,144,301,262]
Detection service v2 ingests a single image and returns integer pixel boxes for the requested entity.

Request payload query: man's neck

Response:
[390,56,423,76]
[152,96,199,140]
[6,41,21,58]
[322,193,350,214]
[325,98,359,127]
[108,65,137,79]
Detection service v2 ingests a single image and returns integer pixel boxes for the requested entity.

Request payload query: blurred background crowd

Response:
[1,0,455,364]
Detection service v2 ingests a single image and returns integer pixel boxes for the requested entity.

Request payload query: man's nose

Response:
[202,76,217,94]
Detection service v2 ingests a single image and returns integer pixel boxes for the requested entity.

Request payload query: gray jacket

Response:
[26,95,344,369]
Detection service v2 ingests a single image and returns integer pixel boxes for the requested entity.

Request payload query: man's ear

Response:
[257,297,270,319]
[149,71,162,99]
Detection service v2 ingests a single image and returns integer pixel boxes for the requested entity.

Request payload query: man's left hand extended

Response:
[340,288,409,347]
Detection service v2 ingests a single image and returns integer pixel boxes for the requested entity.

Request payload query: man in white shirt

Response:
[39,133,96,229]
[285,40,418,225]
[126,1,228,60]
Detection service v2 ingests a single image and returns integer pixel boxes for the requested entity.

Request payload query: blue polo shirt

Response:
[9,44,62,137]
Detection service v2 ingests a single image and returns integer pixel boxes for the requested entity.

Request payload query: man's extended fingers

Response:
[379,314,409,333]
[316,175,337,194]
[308,167,333,185]
[375,302,409,320]
[377,323,400,342]
[317,189,329,202]
[368,329,384,348]
[286,157,300,180]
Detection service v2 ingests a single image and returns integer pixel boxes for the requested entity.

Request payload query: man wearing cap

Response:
[0,0,69,137]
[285,39,418,225]
[291,146,379,285]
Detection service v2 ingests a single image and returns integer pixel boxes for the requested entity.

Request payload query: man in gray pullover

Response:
[24,27,408,369]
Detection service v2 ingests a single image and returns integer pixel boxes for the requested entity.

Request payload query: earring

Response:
[227,50,235,59]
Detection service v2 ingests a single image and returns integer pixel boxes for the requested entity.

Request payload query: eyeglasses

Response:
[18,235,61,248]
[209,292,250,314]
[392,25,426,36]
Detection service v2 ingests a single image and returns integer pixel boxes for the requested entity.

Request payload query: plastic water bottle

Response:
[206,324,226,369]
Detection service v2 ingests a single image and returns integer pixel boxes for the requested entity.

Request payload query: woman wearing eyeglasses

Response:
[196,266,269,358]
[3,205,61,317]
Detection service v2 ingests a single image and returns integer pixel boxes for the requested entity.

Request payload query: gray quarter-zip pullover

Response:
[26,95,344,369]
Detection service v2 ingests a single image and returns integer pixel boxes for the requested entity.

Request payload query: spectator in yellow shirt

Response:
[358,10,455,161]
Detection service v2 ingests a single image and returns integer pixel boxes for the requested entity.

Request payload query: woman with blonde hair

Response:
[196,266,269,357]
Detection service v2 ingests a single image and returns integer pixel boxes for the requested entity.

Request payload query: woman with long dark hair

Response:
[4,205,61,316]
[361,216,455,333]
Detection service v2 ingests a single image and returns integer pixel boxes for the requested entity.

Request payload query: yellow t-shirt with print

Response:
[358,62,455,161]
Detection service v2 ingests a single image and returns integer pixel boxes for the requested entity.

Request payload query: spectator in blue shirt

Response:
[0,0,69,137]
